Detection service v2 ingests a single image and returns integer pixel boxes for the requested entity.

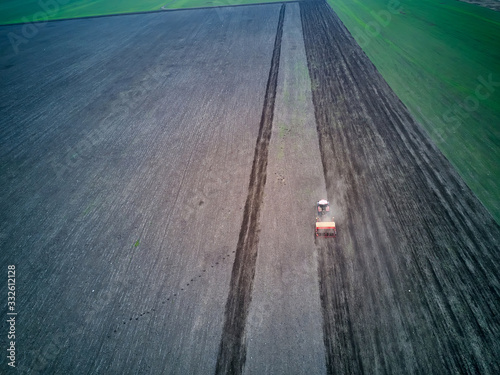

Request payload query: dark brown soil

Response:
[301,1,500,373]
[457,0,500,12]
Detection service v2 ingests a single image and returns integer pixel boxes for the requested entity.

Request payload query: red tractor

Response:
[315,199,336,237]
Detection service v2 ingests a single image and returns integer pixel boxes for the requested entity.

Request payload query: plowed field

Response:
[301,1,500,373]
[1,1,499,374]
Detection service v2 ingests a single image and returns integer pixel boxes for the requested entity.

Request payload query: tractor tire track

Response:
[301,1,500,374]
[215,4,285,375]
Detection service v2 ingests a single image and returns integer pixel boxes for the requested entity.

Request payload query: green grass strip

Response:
[328,0,500,223]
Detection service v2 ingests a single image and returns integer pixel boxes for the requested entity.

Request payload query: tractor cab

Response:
[315,199,336,237]
[316,199,330,217]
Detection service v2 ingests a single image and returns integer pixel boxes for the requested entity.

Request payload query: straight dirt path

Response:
[243,3,326,374]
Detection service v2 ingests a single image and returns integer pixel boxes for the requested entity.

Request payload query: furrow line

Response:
[215,5,286,375]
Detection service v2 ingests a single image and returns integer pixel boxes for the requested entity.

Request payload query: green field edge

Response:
[0,0,295,26]
[326,0,500,224]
